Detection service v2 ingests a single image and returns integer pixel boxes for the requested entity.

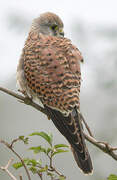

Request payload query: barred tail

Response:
[44,105,93,174]
[71,144,93,174]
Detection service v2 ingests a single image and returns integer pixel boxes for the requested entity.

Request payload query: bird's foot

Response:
[18,89,33,104]
[18,89,28,96]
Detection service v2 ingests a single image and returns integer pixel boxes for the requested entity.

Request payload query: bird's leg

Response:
[18,89,28,97]
[18,89,33,104]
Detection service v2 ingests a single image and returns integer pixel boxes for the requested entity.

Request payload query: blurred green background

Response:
[0,0,117,179]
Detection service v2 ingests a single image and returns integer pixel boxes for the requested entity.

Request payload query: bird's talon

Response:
[24,97,32,105]
[18,89,28,96]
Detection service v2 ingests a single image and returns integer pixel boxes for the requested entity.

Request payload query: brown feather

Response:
[23,32,83,115]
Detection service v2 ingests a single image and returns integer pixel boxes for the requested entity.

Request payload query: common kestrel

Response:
[17,12,93,174]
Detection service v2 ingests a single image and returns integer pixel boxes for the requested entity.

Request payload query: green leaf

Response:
[37,159,42,166]
[48,133,53,142]
[29,146,46,154]
[19,136,25,140]
[108,174,117,180]
[13,159,30,170]
[24,137,29,144]
[54,144,69,149]
[39,165,48,172]
[29,166,37,174]
[52,149,69,156]
[27,159,37,166]
[13,158,41,170]
[13,162,23,169]
[19,136,29,144]
[25,158,42,167]
[29,132,52,146]
[47,172,54,177]
[59,176,66,180]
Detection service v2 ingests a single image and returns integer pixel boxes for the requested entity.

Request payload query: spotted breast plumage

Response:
[17,12,93,174]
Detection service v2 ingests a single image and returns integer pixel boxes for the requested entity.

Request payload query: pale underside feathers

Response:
[17,12,93,174]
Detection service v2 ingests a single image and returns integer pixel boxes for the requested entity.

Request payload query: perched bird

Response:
[17,12,93,174]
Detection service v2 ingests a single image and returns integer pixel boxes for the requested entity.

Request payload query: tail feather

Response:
[71,145,93,174]
[44,105,93,174]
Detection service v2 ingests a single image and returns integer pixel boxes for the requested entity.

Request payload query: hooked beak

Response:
[59,28,64,37]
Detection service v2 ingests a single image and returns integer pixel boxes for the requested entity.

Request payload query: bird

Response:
[17,12,93,174]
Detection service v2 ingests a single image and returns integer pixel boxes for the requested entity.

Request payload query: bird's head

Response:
[31,12,64,37]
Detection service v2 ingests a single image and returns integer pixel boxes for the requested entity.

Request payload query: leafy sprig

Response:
[13,131,69,180]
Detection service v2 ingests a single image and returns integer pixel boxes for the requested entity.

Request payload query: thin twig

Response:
[80,113,94,137]
[37,172,43,180]
[84,133,117,161]
[110,147,117,151]
[19,175,23,180]
[0,158,17,180]
[49,151,53,169]
[48,152,65,178]
[0,139,31,180]
[10,138,20,148]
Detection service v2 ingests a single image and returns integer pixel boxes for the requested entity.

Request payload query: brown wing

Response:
[23,32,83,115]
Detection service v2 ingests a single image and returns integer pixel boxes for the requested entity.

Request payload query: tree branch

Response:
[1,87,117,163]
[0,87,47,115]
[19,175,23,180]
[47,151,65,178]
[84,133,117,161]
[37,172,43,180]
[0,139,31,180]
[0,158,17,180]
[80,113,94,137]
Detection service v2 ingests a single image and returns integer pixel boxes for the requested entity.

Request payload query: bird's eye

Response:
[51,24,58,31]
